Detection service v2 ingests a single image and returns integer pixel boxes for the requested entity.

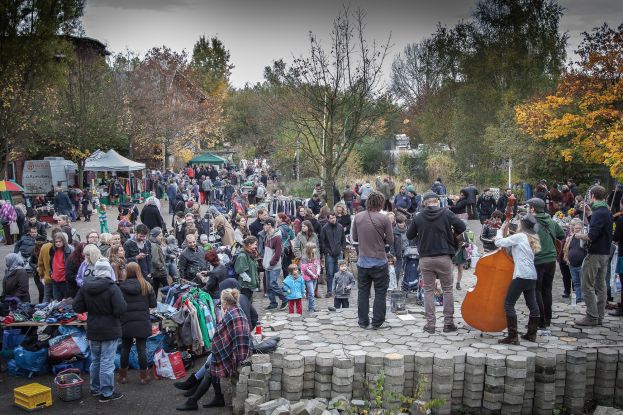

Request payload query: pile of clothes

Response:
[0,299,86,325]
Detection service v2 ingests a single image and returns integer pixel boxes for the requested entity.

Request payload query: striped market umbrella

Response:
[0,180,25,192]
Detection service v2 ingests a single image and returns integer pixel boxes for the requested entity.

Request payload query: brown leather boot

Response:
[521,316,540,342]
[139,369,150,385]
[117,368,128,384]
[498,315,519,345]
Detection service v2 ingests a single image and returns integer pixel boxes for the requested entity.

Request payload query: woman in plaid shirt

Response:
[176,288,251,411]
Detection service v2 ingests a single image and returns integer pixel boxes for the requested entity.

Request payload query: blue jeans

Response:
[52,281,67,300]
[266,268,285,307]
[305,280,317,311]
[167,262,178,278]
[195,354,214,380]
[325,255,339,294]
[89,339,119,397]
[569,265,584,302]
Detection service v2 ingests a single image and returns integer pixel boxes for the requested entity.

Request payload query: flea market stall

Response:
[84,149,147,205]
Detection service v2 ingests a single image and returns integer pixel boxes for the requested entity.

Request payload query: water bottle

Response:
[571,291,577,306]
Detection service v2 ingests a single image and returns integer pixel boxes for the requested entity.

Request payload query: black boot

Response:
[174,372,198,391]
[498,315,519,345]
[176,375,212,411]
[521,316,540,342]
[202,378,225,408]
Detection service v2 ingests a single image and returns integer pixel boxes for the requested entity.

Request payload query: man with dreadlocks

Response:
[351,191,394,330]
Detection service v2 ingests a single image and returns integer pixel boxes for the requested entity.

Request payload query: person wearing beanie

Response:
[74,257,127,402]
[407,191,466,334]
[149,227,168,297]
[526,197,565,329]
[494,214,542,344]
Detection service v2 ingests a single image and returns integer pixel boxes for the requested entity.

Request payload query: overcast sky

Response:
[82,0,623,88]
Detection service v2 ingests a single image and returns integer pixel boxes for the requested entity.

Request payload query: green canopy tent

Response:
[189,153,227,166]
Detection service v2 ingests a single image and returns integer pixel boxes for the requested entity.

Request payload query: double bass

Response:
[461,195,516,332]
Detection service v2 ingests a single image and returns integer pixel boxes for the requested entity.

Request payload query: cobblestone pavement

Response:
[1,202,621,414]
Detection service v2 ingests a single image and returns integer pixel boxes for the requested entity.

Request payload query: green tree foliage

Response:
[391,0,567,185]
[0,0,84,178]
[191,35,234,99]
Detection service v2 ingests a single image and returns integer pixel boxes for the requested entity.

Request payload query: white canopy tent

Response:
[84,149,145,172]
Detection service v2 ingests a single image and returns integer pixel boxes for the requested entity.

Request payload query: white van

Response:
[22,157,77,195]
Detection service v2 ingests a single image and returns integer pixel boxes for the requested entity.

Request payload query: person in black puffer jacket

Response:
[118,262,157,385]
[204,250,229,299]
[140,198,166,231]
[73,258,127,402]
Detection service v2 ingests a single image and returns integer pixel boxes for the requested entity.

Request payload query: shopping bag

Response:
[9,221,19,235]
[154,349,186,380]
[48,335,81,363]
[14,346,48,376]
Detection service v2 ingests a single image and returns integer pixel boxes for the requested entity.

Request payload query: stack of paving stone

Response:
[520,351,536,415]
[365,352,385,397]
[555,351,567,408]
[315,352,334,400]
[534,353,557,415]
[594,348,618,406]
[269,348,286,400]
[351,350,367,399]
[564,350,587,414]
[432,354,454,415]
[250,354,272,402]
[616,350,623,408]
[462,352,485,411]
[585,348,597,402]
[244,393,264,415]
[282,354,304,401]
[402,349,416,398]
[232,365,251,415]
[483,354,505,414]
[413,351,434,401]
[450,352,465,414]
[300,350,317,399]
[383,353,405,411]
[503,355,528,415]
[332,356,355,399]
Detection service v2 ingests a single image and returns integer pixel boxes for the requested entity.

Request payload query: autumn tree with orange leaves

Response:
[516,23,623,180]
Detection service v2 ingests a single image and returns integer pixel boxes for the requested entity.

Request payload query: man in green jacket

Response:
[235,236,259,302]
[527,198,565,329]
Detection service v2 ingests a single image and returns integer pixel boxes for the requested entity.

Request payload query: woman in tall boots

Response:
[118,263,157,384]
[176,288,252,411]
[494,215,542,344]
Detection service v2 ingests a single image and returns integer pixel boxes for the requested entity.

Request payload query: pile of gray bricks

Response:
[332,356,354,399]
[414,351,434,401]
[451,352,465,414]
[282,354,304,401]
[595,348,618,406]
[350,350,367,399]
[564,350,587,414]
[314,352,333,400]
[504,355,528,415]
[383,353,405,411]
[483,354,505,414]
[555,350,567,408]
[300,350,317,399]
[520,351,536,415]
[463,352,485,411]
[616,350,623,408]
[534,352,557,415]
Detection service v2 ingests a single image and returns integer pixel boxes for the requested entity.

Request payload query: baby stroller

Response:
[402,245,421,301]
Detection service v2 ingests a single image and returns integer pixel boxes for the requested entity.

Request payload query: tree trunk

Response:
[78,161,85,190]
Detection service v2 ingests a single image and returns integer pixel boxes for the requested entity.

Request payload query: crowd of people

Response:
[2,157,623,407]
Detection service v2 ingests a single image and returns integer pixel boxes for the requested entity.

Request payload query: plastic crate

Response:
[14,383,52,411]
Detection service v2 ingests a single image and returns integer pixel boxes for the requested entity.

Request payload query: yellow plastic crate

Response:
[14,383,52,411]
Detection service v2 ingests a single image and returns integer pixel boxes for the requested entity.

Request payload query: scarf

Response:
[5,253,24,278]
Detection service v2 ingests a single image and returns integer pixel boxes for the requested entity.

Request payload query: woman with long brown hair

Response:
[109,245,127,282]
[118,262,156,385]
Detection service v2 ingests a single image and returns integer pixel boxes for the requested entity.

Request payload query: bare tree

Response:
[273,7,391,207]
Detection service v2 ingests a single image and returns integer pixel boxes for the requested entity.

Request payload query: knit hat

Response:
[526,198,546,212]
[150,227,162,238]
[422,191,438,202]
[166,235,177,245]
[94,258,112,279]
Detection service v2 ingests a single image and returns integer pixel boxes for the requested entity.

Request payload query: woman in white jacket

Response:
[494,214,541,345]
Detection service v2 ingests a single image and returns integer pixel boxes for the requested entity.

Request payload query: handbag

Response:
[9,221,19,235]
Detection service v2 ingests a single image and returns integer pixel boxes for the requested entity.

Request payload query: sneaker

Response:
[328,306,336,312]
[371,322,391,330]
[90,390,101,397]
[266,305,277,310]
[99,392,123,402]
[562,293,570,298]
[325,292,333,298]
[358,323,369,329]
[279,301,288,310]
[574,317,597,327]
[423,326,435,334]
[455,283,461,290]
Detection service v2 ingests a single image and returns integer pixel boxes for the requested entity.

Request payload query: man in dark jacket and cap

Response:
[407,191,466,334]
[74,258,127,402]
